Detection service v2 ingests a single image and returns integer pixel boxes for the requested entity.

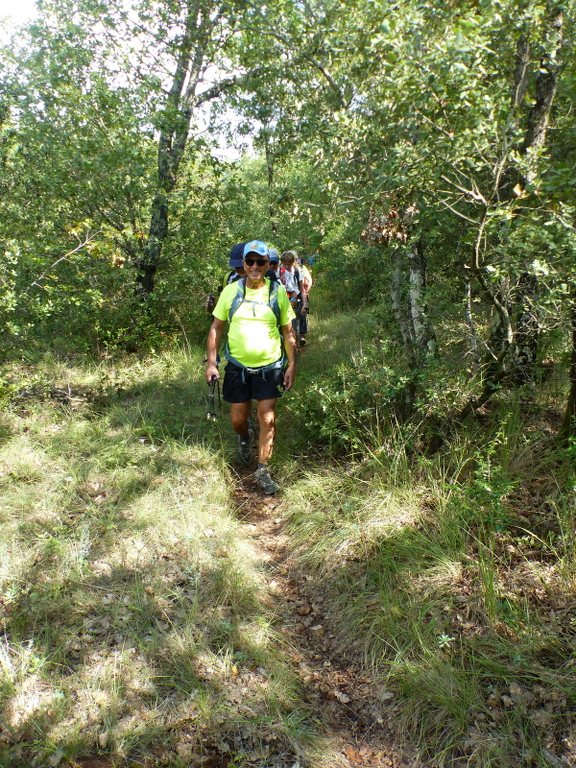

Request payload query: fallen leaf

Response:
[530,709,554,728]
[344,745,361,762]
[510,682,534,706]
[334,690,351,704]
[176,741,194,758]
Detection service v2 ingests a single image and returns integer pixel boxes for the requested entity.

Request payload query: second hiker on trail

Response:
[280,250,308,347]
[205,240,297,495]
[205,242,246,313]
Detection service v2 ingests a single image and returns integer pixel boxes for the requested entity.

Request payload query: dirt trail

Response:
[232,471,421,768]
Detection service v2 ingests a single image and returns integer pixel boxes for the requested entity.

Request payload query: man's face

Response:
[244,254,269,280]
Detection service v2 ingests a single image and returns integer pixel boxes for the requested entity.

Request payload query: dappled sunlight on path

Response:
[230,467,420,768]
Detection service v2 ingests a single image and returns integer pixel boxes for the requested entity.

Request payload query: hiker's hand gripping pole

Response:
[206,376,221,422]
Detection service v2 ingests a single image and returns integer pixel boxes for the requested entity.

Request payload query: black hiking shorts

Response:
[223,362,285,403]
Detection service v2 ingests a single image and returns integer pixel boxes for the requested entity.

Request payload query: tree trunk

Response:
[521,6,563,158]
[511,272,540,384]
[390,246,416,368]
[464,275,480,369]
[488,8,564,362]
[135,2,229,296]
[502,6,563,370]
[391,251,416,415]
[483,278,513,382]
[136,4,200,296]
[134,0,256,297]
[512,35,531,110]
[429,7,564,451]
[560,290,576,443]
[408,239,437,360]
[137,192,168,295]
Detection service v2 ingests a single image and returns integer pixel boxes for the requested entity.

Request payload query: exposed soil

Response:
[231,468,421,768]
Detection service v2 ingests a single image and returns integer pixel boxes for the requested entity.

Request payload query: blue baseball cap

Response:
[268,247,279,263]
[229,242,246,268]
[243,240,268,259]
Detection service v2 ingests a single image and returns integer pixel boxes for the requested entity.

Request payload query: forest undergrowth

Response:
[0,292,575,768]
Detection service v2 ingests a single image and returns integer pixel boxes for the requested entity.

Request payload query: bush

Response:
[290,342,413,455]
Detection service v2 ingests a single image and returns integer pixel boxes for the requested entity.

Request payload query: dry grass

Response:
[283,387,576,766]
[0,351,310,767]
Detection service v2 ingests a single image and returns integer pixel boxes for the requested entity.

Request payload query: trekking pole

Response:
[206,375,221,422]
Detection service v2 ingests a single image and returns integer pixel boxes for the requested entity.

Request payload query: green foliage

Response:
[286,412,576,767]
[290,343,412,455]
[0,9,159,355]
[457,424,520,532]
[1,0,575,376]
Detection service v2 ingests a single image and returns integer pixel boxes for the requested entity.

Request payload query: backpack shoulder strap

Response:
[294,267,302,291]
[228,278,246,322]
[228,278,281,325]
[268,279,281,325]
[224,279,284,369]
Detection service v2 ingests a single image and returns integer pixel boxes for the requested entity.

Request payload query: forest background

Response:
[1,1,576,767]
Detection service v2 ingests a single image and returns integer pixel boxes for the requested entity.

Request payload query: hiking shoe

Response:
[254,466,280,495]
[237,432,253,466]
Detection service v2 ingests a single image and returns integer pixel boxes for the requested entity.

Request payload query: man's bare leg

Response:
[256,398,277,464]
[230,401,251,438]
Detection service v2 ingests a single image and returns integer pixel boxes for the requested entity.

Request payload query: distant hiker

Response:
[205,240,297,495]
[266,247,280,282]
[205,242,245,313]
[298,257,313,292]
[280,250,308,346]
[297,256,313,345]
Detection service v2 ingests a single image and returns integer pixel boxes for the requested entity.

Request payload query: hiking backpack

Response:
[222,269,243,290]
[279,266,302,298]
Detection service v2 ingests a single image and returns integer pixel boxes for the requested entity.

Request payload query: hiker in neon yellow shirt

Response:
[205,240,296,495]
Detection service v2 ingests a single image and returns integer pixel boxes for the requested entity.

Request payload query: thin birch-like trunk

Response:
[408,241,437,359]
[390,247,416,368]
[464,276,480,368]
[137,3,202,295]
[512,273,539,384]
[560,290,576,442]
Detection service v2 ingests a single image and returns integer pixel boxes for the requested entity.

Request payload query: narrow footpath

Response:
[231,469,421,768]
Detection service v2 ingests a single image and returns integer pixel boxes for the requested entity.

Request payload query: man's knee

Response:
[230,404,250,432]
[258,405,276,430]
[231,415,247,432]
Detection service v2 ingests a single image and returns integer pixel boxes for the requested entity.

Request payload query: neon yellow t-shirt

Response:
[213,279,295,368]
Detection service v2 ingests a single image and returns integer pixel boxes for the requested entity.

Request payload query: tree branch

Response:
[30,233,99,291]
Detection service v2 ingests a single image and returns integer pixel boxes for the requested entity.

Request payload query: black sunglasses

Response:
[244,257,269,267]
